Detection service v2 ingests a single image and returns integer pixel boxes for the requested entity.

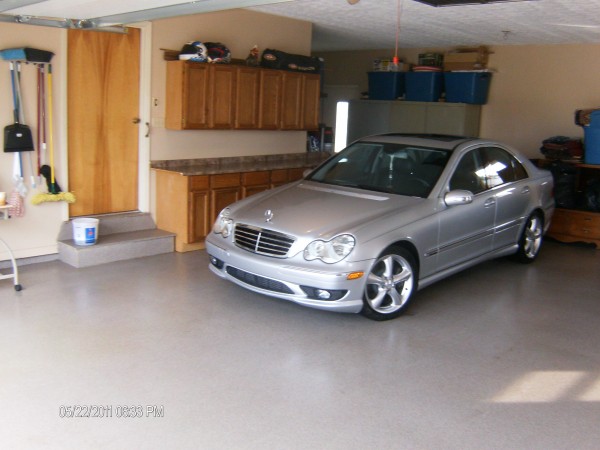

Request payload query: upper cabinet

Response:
[165,60,320,131]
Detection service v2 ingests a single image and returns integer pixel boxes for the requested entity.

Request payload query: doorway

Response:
[67,27,141,217]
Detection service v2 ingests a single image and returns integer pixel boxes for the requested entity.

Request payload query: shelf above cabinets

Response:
[165,61,320,131]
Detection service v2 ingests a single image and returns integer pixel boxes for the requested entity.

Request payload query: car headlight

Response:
[304,234,355,264]
[213,208,233,238]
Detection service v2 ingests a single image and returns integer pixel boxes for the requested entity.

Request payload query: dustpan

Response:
[4,123,34,152]
[4,60,34,153]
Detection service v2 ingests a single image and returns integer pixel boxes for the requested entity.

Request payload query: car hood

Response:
[230,181,425,239]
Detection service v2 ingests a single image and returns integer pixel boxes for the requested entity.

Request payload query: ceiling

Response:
[2,0,600,52]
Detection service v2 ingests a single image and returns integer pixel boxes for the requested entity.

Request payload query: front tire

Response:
[361,246,417,321]
[513,212,543,263]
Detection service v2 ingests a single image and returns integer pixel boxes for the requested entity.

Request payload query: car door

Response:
[435,147,496,272]
[480,146,532,250]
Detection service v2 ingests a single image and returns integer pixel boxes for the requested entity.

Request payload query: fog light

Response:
[300,286,347,301]
[209,255,224,269]
[316,289,331,300]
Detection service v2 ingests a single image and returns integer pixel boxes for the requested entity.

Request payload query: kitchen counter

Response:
[151,152,331,176]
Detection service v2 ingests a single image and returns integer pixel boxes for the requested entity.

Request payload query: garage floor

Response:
[1,241,599,449]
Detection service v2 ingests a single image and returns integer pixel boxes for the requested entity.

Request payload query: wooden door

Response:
[67,28,140,216]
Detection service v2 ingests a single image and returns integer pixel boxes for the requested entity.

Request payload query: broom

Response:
[31,64,75,205]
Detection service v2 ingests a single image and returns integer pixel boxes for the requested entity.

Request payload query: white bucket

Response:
[72,218,100,246]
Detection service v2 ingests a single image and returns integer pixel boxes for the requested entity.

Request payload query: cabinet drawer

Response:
[270,169,288,184]
[569,212,600,239]
[288,167,305,181]
[189,175,209,191]
[210,173,240,188]
[242,171,270,186]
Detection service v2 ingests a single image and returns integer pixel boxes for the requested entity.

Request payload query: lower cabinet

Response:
[155,167,308,252]
[547,208,600,248]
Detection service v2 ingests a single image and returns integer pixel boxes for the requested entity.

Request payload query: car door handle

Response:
[484,198,496,208]
[521,186,530,194]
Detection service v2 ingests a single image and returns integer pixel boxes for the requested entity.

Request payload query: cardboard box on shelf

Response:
[373,58,405,72]
[444,46,489,71]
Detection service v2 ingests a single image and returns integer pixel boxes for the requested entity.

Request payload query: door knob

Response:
[132,117,141,124]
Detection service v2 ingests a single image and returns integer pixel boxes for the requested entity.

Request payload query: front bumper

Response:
[205,237,371,313]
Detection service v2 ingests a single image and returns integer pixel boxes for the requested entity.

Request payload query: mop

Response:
[31,64,75,205]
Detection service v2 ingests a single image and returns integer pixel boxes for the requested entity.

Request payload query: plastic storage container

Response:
[368,72,405,100]
[405,72,443,102]
[584,110,600,164]
[72,218,100,246]
[444,72,492,104]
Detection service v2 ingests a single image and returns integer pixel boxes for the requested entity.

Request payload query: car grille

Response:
[234,224,295,258]
[226,266,294,294]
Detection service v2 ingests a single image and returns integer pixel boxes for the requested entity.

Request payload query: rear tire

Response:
[361,246,417,321]
[513,212,543,263]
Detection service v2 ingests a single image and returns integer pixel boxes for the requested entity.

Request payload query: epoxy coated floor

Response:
[1,242,599,449]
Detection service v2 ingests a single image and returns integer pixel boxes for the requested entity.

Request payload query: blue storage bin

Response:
[444,72,492,104]
[584,110,600,164]
[405,72,443,102]
[368,72,405,100]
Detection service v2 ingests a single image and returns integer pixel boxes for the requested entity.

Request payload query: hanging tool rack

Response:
[0,47,54,291]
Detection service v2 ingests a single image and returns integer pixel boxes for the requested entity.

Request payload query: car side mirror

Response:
[444,190,474,206]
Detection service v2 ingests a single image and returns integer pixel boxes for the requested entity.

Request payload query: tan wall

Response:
[1,9,312,262]
[150,9,313,161]
[316,44,599,157]
[0,23,66,261]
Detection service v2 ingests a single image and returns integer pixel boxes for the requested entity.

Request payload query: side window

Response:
[480,147,528,188]
[449,149,486,194]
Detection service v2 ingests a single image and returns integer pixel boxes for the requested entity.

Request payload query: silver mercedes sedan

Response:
[206,134,554,321]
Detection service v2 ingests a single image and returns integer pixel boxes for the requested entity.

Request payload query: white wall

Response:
[0,23,67,262]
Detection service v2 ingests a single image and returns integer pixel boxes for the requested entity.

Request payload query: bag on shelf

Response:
[261,48,322,73]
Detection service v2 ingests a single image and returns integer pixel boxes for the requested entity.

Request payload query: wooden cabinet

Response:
[280,72,304,130]
[210,173,241,225]
[235,67,260,129]
[303,74,321,131]
[258,69,282,130]
[548,209,600,247]
[209,65,237,129]
[166,61,320,131]
[242,171,271,197]
[155,165,315,252]
[166,62,210,129]
[541,162,600,248]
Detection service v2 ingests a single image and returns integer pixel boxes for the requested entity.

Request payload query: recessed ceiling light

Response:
[414,0,536,6]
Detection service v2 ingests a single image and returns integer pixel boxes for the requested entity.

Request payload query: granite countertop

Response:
[151,152,331,176]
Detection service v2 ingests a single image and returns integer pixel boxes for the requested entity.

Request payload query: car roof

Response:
[358,133,477,150]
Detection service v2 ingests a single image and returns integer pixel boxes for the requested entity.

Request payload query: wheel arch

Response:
[386,239,421,276]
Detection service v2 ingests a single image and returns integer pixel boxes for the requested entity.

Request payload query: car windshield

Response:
[308,142,451,198]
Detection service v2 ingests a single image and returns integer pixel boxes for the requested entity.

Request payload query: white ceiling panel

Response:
[2,0,600,51]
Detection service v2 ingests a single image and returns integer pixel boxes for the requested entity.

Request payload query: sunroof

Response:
[414,0,535,6]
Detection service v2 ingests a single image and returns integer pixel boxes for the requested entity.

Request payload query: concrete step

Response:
[57,211,156,240]
[58,228,175,268]
[57,212,175,268]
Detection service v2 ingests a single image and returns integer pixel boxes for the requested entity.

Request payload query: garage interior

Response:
[1,0,600,448]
